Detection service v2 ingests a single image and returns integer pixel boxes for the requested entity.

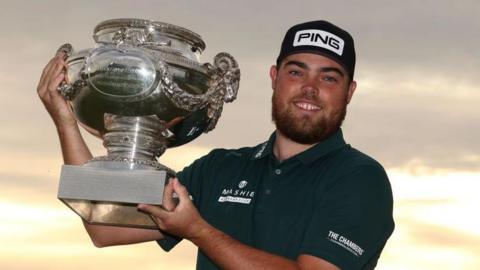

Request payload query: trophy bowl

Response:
[57,18,240,228]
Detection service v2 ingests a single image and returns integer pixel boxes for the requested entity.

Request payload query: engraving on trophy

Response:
[86,48,157,99]
[56,18,240,228]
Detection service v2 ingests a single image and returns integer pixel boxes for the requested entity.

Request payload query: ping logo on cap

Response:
[293,29,345,56]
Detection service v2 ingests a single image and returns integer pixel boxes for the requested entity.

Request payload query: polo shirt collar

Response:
[251,129,346,164]
[296,129,346,164]
[251,132,276,160]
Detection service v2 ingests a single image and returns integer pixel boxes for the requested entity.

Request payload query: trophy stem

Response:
[103,114,168,161]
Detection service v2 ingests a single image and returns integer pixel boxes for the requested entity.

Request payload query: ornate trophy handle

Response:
[56,43,87,100]
[161,52,240,131]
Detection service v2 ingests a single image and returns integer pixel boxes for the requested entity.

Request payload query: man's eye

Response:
[288,70,302,76]
[323,76,338,82]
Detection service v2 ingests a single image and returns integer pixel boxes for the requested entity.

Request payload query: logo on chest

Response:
[218,180,255,205]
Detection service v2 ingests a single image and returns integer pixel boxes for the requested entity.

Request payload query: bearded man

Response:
[38,20,394,270]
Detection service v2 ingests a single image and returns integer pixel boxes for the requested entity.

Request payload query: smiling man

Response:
[38,20,394,270]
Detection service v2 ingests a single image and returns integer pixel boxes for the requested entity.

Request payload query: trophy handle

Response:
[160,52,240,131]
[56,43,87,101]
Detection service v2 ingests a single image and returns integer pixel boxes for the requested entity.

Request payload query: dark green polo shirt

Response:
[159,129,394,270]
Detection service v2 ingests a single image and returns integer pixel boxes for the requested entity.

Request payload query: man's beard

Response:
[271,92,347,145]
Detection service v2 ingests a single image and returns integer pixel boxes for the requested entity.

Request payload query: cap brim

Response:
[277,50,352,79]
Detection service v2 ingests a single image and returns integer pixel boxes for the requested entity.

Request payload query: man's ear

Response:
[269,65,278,90]
[346,80,357,104]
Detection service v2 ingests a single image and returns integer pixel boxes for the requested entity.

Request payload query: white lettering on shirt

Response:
[327,230,364,257]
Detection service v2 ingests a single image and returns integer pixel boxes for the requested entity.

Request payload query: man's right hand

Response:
[37,52,76,129]
[37,51,92,165]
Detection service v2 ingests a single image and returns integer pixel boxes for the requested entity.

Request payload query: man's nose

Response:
[301,75,319,97]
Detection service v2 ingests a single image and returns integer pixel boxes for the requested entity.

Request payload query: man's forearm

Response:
[56,123,92,165]
[191,223,301,270]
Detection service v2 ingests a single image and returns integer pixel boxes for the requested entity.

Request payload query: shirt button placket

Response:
[274,168,282,175]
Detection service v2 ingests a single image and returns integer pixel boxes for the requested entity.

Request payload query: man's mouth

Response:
[294,101,321,111]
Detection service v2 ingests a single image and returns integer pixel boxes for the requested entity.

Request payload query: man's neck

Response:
[273,130,317,162]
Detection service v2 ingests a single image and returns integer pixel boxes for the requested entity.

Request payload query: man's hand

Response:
[37,51,77,129]
[138,178,208,241]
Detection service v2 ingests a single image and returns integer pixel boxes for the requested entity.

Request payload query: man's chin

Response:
[276,125,325,145]
[276,117,344,144]
[283,133,324,145]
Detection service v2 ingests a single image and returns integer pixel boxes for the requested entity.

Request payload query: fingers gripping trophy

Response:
[56,18,240,228]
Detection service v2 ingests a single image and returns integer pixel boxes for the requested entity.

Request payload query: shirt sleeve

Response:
[157,149,218,251]
[300,164,394,269]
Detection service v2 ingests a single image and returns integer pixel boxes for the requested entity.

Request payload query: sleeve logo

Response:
[327,230,364,257]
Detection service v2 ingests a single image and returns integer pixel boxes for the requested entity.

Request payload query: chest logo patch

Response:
[238,180,248,189]
[218,180,255,205]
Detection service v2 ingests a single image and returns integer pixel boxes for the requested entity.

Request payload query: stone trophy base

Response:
[58,163,167,228]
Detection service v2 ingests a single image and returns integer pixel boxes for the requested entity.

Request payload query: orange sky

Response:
[2,146,479,269]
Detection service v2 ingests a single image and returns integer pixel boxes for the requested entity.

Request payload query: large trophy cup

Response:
[57,18,240,228]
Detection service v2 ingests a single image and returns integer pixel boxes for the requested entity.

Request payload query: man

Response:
[38,20,394,269]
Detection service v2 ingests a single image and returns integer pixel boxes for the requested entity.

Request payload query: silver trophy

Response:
[56,18,240,228]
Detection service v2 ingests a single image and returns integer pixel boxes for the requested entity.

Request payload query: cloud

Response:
[381,171,480,269]
[407,221,480,251]
[345,73,480,171]
[0,200,197,270]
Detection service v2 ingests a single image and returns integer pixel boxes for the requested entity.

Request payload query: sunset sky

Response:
[1,1,479,269]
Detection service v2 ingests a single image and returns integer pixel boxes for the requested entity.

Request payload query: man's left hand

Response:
[138,178,208,240]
